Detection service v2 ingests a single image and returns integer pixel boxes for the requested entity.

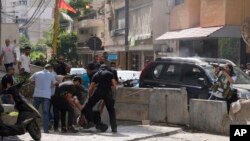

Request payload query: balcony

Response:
[78,19,104,29]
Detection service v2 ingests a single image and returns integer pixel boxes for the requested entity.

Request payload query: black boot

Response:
[96,123,108,132]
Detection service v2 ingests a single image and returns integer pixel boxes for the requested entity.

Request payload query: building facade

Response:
[2,0,54,43]
[77,0,173,70]
[76,0,106,67]
[157,0,250,65]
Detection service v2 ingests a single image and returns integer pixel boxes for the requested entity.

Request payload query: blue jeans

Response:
[33,97,50,132]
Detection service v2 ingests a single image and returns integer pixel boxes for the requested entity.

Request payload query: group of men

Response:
[1,39,31,104]
[28,53,117,133]
[0,39,118,134]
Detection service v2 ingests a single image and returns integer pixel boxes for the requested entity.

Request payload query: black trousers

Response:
[57,104,74,128]
[82,89,117,128]
[60,106,74,128]
[226,94,239,113]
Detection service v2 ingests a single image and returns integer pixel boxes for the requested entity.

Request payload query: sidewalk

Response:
[2,124,230,141]
[4,125,182,141]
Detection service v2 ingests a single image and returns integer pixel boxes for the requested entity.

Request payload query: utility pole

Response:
[52,0,59,56]
[125,0,129,69]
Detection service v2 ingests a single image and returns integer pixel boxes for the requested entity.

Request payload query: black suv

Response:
[139,57,250,99]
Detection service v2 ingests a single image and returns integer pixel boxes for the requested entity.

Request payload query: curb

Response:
[128,128,183,141]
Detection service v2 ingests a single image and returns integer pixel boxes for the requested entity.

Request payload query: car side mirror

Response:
[198,78,207,88]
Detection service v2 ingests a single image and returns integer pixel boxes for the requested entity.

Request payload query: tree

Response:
[19,35,33,49]
[57,31,78,66]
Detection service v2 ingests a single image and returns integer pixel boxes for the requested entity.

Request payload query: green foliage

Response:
[19,35,34,49]
[218,38,240,65]
[57,31,78,66]
[68,0,92,20]
[42,29,53,47]
[30,51,46,61]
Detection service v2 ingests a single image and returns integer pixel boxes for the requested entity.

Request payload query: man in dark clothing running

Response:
[82,64,117,132]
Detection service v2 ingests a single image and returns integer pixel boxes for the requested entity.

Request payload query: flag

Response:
[59,0,77,14]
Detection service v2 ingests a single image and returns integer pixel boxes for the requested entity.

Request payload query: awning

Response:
[156,26,241,40]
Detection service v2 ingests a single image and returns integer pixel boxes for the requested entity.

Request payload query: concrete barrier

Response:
[189,99,227,134]
[190,99,250,135]
[115,87,189,125]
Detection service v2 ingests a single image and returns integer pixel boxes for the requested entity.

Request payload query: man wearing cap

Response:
[82,64,117,133]
[29,64,57,133]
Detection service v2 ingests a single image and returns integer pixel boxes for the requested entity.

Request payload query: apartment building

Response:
[2,0,54,43]
[157,0,250,64]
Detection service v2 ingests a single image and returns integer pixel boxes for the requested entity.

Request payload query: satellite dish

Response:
[241,17,250,47]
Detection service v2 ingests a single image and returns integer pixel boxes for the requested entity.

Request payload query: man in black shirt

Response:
[53,76,82,133]
[54,55,70,75]
[1,66,15,104]
[82,64,117,132]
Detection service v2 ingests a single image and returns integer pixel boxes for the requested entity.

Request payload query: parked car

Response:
[139,57,250,100]
[117,70,141,87]
[70,68,86,76]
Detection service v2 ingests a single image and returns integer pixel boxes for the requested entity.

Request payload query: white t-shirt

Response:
[30,70,56,99]
[1,45,15,64]
[20,54,31,73]
[14,46,21,61]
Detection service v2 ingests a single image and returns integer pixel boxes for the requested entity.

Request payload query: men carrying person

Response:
[0,39,17,71]
[1,67,16,104]
[18,46,31,79]
[29,64,57,133]
[53,76,83,133]
[82,64,117,133]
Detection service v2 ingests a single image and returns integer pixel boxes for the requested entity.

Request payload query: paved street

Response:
[1,124,229,141]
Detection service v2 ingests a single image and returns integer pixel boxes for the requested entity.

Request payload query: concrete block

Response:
[165,90,189,125]
[190,99,227,134]
[116,103,149,121]
[1,104,17,124]
[149,88,189,125]
[116,88,150,104]
[116,87,189,125]
[2,104,15,112]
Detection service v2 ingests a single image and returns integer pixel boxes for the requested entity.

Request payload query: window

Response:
[153,64,164,79]
[79,29,89,34]
[182,66,202,86]
[175,0,184,6]
[115,8,125,30]
[161,64,182,82]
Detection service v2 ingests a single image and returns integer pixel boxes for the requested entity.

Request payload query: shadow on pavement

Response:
[1,136,25,141]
